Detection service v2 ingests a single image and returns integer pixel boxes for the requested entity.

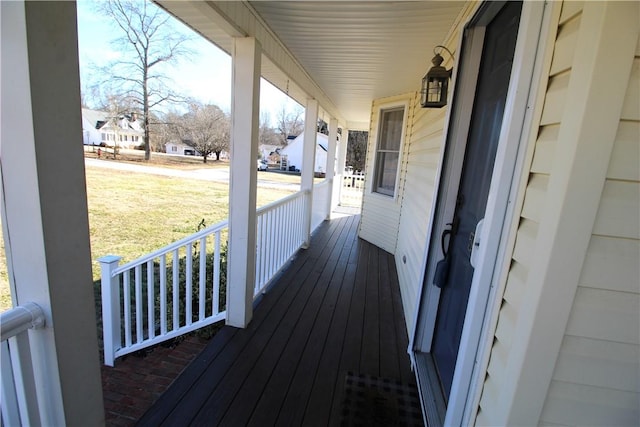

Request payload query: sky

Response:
[75,0,302,125]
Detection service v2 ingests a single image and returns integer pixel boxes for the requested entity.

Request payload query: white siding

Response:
[394,98,448,328]
[358,94,413,254]
[538,39,640,424]
[477,3,640,425]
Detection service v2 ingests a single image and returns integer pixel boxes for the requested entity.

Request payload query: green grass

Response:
[0,162,295,312]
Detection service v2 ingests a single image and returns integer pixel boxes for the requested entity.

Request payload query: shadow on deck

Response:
[137,213,419,426]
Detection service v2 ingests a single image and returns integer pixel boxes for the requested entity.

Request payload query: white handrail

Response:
[256,189,309,216]
[0,302,45,342]
[1,302,47,426]
[113,220,229,275]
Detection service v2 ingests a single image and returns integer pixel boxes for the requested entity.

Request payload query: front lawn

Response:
[0,162,296,311]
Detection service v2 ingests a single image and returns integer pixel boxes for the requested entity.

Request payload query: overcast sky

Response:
[75,0,301,124]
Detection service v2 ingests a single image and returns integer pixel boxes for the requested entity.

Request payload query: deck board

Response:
[137,214,417,426]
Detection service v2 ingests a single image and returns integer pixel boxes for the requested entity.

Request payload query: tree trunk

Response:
[143,61,150,161]
[202,155,207,164]
[215,151,221,161]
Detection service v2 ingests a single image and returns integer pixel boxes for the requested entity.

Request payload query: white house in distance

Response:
[165,140,198,156]
[81,108,144,148]
[279,131,328,174]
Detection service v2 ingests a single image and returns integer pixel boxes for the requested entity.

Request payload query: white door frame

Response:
[409,1,556,425]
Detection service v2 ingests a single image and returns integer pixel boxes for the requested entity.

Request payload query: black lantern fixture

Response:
[421,45,454,108]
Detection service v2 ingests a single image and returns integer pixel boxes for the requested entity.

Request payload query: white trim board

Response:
[499,2,639,424]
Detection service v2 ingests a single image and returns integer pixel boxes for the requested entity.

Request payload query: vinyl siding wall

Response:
[358,94,413,255]
[537,27,640,427]
[393,101,448,329]
[476,2,640,425]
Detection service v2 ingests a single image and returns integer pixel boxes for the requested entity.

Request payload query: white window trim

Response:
[368,100,409,201]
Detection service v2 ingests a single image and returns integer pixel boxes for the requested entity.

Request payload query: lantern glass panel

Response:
[427,78,443,104]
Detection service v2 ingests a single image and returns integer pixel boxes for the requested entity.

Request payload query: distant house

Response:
[258,144,280,163]
[81,109,106,146]
[279,132,328,173]
[81,108,144,148]
[165,140,199,156]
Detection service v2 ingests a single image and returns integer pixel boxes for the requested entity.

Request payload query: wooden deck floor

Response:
[137,214,416,426]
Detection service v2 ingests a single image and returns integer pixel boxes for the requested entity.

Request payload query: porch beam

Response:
[227,37,261,328]
[301,99,319,247]
[0,1,104,424]
[325,118,338,217]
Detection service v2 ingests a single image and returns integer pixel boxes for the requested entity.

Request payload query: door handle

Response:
[469,218,484,268]
[434,223,454,289]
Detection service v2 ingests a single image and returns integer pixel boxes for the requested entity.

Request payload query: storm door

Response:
[430,1,522,399]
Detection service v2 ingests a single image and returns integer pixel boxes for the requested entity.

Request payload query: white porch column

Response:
[325,118,338,217]
[336,129,350,206]
[301,99,319,247]
[227,37,261,328]
[0,1,104,425]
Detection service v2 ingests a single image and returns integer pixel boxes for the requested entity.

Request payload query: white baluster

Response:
[172,249,179,331]
[123,272,131,347]
[135,265,142,343]
[213,232,221,315]
[160,256,167,335]
[186,243,193,326]
[147,260,154,340]
[199,238,206,320]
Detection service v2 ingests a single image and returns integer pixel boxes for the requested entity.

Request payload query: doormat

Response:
[340,372,424,426]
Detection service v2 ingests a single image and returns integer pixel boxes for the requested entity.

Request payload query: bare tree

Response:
[276,105,304,145]
[97,0,192,160]
[259,112,281,148]
[170,103,229,163]
[150,110,180,152]
[347,131,368,172]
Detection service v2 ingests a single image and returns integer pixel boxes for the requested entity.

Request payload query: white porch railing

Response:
[99,190,320,366]
[341,171,365,207]
[312,180,332,231]
[1,302,46,426]
[99,221,228,366]
[255,191,308,295]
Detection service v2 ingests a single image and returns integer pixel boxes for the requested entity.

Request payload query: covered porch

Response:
[137,212,419,425]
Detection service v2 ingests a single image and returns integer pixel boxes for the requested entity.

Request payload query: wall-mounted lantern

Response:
[420,45,454,108]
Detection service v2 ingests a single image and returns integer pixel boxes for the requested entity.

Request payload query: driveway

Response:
[85,158,301,192]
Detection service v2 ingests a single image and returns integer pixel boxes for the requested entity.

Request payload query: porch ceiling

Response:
[156,1,466,130]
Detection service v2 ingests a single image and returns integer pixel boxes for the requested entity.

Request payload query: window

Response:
[101,133,106,141]
[373,107,404,196]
